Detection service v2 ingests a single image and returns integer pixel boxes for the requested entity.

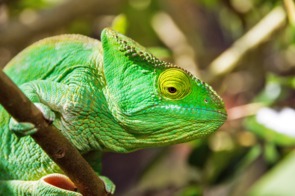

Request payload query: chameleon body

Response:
[0,28,226,195]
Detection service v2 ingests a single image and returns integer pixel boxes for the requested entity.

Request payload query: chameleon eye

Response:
[167,87,177,94]
[158,68,191,100]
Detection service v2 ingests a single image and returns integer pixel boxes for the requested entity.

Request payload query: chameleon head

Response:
[101,28,227,152]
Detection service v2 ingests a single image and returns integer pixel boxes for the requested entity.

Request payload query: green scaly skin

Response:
[0,28,227,195]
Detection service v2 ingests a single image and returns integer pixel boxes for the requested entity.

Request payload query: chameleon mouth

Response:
[42,173,78,192]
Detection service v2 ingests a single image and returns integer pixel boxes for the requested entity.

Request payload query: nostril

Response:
[204,99,208,103]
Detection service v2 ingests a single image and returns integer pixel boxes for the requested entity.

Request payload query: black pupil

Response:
[168,87,177,93]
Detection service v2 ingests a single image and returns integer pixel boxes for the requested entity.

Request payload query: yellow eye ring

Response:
[158,68,191,100]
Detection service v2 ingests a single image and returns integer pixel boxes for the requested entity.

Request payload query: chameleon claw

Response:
[35,103,56,123]
[9,103,55,136]
[9,119,37,136]
[99,176,116,195]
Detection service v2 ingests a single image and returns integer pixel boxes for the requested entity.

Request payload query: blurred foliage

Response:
[1,0,295,196]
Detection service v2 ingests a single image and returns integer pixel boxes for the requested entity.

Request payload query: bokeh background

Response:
[1,0,295,195]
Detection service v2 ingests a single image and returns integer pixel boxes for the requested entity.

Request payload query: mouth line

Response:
[146,104,227,116]
[123,101,227,118]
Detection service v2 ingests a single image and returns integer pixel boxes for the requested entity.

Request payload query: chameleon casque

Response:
[0,28,227,195]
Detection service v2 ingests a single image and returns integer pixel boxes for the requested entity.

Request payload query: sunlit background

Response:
[1,0,295,195]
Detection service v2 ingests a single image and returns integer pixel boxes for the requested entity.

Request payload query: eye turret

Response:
[158,68,191,100]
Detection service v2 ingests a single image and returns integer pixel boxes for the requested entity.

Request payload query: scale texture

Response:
[0,28,226,195]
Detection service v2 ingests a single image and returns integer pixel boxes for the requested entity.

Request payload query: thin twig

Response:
[0,70,108,195]
[206,6,287,83]
[284,0,295,26]
[152,12,200,76]
[227,103,265,120]
[0,0,126,46]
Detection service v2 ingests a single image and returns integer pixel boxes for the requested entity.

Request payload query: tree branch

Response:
[0,0,126,46]
[0,70,108,195]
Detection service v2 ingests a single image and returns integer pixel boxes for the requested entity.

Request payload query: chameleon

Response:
[0,28,227,195]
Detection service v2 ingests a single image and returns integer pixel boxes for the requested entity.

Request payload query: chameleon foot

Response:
[99,176,116,195]
[9,103,55,136]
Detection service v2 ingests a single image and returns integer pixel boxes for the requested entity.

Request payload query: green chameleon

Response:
[0,28,226,195]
